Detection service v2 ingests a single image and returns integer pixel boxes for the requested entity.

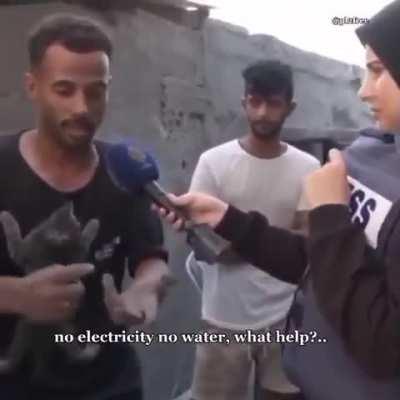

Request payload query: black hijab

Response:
[356,1,400,87]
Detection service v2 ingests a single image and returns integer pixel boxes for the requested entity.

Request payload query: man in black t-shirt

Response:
[0,14,170,400]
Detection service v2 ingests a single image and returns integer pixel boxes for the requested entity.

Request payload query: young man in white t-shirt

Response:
[187,60,320,400]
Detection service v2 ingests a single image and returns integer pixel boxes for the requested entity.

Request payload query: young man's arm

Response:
[102,193,171,327]
[102,257,170,327]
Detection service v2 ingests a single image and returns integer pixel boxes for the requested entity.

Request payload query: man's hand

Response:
[102,273,158,326]
[152,192,228,230]
[305,149,350,209]
[16,263,93,323]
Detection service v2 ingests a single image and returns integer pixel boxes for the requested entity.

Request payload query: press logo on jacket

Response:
[348,176,392,248]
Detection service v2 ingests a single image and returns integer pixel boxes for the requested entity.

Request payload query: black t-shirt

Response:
[0,132,168,399]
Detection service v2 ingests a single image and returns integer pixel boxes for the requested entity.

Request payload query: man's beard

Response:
[58,116,97,148]
[250,120,284,139]
[41,106,98,147]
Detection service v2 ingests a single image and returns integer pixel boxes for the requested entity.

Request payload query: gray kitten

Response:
[0,202,100,378]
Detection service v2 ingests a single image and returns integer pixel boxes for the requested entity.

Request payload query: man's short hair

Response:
[28,13,113,68]
[242,60,294,102]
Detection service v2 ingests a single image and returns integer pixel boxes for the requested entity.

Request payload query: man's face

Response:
[26,43,111,149]
[242,92,294,139]
[358,45,400,132]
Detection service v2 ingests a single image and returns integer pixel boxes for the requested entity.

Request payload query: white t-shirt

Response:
[188,139,320,330]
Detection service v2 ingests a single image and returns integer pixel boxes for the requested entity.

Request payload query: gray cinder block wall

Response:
[0,2,373,399]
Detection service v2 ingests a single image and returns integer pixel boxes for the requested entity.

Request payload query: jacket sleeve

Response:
[308,204,400,379]
[214,205,308,284]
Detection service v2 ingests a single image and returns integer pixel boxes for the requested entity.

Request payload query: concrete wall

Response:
[0,2,373,399]
[203,20,372,145]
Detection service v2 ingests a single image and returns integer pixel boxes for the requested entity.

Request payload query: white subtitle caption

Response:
[54,329,327,346]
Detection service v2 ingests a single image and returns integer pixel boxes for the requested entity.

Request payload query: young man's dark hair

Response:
[242,60,294,102]
[28,13,113,68]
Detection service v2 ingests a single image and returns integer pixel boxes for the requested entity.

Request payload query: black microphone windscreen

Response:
[105,143,160,193]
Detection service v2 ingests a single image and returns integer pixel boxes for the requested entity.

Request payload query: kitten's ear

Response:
[0,211,23,264]
[82,219,100,249]
[62,201,74,216]
[54,201,75,223]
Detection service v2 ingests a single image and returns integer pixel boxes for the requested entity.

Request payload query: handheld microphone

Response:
[105,143,232,264]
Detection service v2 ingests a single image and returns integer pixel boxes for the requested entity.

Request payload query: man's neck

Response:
[19,128,99,192]
[35,128,96,170]
[239,133,286,159]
